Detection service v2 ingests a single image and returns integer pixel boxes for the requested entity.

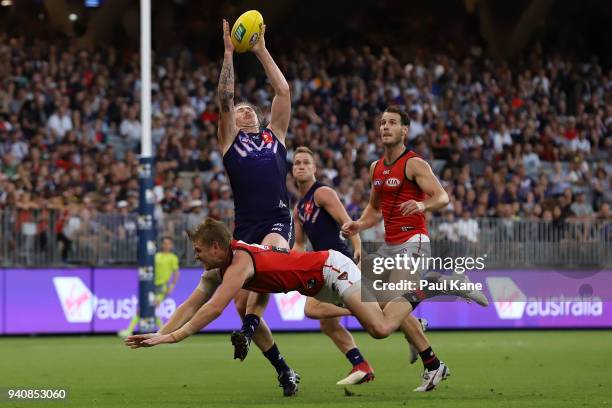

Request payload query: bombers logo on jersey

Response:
[385,177,401,187]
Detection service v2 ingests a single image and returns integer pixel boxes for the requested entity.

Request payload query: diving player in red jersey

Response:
[342,106,488,392]
[124,219,480,363]
[216,19,298,395]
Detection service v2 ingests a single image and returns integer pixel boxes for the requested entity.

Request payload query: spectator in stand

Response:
[119,105,142,152]
[185,199,207,231]
[570,192,595,219]
[455,210,479,243]
[591,168,611,210]
[57,203,82,262]
[47,103,72,139]
[438,210,459,242]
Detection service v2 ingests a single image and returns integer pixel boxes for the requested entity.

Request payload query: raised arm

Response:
[251,26,290,143]
[218,19,237,154]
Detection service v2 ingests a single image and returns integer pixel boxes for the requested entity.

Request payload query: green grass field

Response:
[1,331,611,407]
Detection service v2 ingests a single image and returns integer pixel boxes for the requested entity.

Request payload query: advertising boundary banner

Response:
[1,268,611,335]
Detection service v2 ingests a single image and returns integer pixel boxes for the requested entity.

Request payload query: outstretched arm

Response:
[124,269,221,348]
[140,252,253,346]
[251,26,290,143]
[218,19,237,154]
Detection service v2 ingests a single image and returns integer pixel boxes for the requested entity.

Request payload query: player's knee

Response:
[367,321,392,339]
[304,304,318,319]
[304,301,324,319]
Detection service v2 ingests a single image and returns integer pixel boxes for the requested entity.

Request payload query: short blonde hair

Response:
[186,218,232,249]
[294,146,315,159]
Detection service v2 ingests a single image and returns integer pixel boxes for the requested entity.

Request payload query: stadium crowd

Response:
[0,33,610,253]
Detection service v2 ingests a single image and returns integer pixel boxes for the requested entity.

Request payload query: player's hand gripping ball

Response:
[230,10,264,53]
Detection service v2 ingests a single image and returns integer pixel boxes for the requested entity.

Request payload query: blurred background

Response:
[0,0,610,334]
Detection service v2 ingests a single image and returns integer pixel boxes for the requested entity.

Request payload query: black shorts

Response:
[234,217,294,247]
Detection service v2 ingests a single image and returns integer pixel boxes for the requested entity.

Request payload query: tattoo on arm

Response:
[218,57,234,112]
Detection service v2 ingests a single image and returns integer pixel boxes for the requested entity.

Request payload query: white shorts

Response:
[314,250,361,306]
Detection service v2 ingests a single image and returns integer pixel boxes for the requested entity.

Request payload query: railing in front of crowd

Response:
[0,210,609,268]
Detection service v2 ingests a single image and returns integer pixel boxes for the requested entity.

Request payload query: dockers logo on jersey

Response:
[300,200,321,223]
[261,130,274,144]
[385,177,401,187]
[304,201,314,217]
[234,129,278,158]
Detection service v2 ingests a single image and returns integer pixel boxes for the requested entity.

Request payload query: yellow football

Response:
[230,10,264,53]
